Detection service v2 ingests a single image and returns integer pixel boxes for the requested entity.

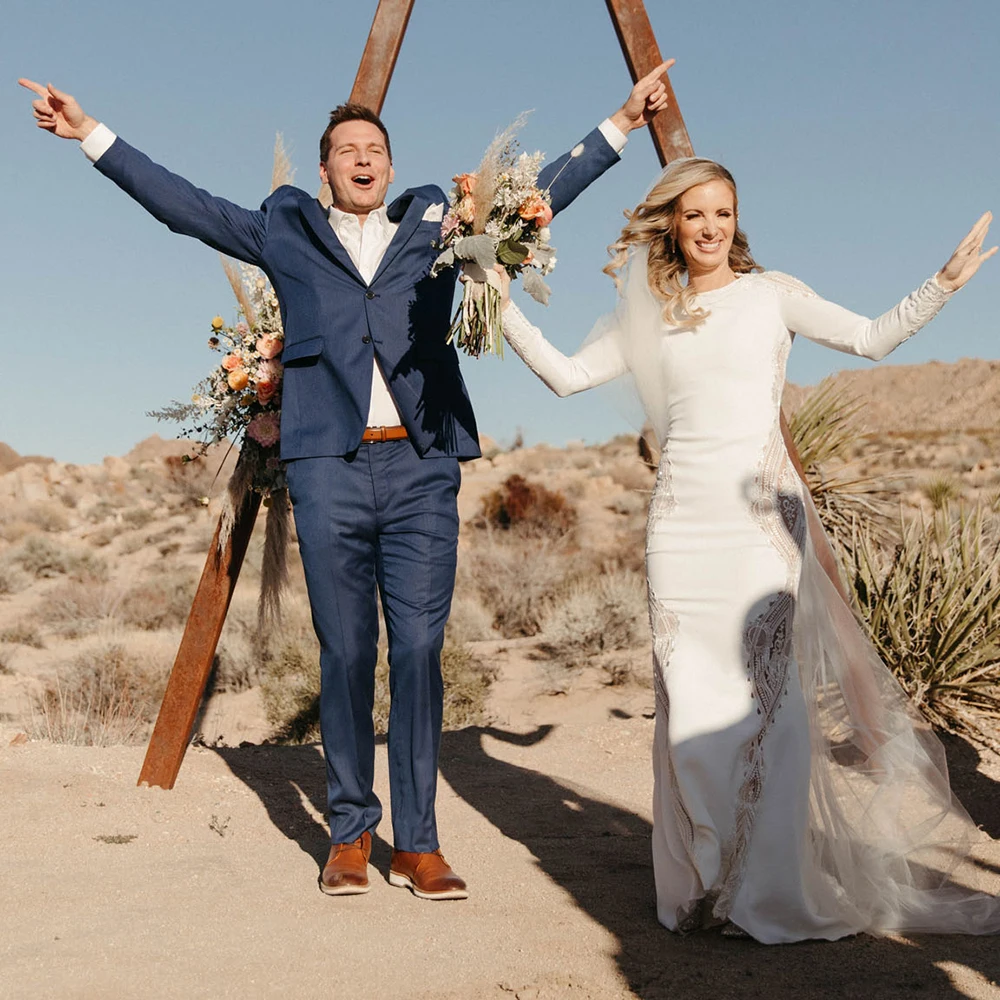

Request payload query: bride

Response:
[495,158,999,943]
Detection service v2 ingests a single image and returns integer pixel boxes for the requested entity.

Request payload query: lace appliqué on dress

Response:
[647,445,677,533]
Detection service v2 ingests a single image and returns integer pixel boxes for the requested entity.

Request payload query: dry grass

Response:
[0,622,45,648]
[6,535,108,582]
[31,642,169,746]
[478,474,577,538]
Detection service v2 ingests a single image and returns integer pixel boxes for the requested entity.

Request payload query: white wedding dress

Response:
[502,253,1000,943]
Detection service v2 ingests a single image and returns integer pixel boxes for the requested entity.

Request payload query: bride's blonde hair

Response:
[604,158,762,327]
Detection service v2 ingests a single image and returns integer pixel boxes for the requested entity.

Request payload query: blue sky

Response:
[3,0,998,463]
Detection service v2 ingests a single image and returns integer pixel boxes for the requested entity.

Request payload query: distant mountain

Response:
[0,442,53,475]
[784,357,1000,434]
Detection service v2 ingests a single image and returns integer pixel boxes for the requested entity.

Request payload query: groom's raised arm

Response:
[19,79,268,265]
[540,60,674,217]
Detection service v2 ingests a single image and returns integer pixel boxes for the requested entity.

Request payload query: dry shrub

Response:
[121,507,156,529]
[540,570,648,667]
[459,533,595,638]
[447,590,495,643]
[9,535,108,582]
[23,501,70,533]
[0,622,44,648]
[0,646,12,675]
[261,629,493,744]
[609,457,655,493]
[118,572,196,630]
[0,562,28,596]
[478,475,577,538]
[42,581,119,638]
[32,643,168,746]
[922,475,962,511]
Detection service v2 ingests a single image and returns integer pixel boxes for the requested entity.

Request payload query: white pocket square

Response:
[422,203,444,223]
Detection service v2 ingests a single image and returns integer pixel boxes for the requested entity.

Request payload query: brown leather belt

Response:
[362,425,409,443]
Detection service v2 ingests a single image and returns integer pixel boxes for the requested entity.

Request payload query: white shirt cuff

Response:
[81,123,117,163]
[598,118,628,155]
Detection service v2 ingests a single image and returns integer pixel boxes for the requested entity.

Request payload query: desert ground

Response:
[3,358,1000,999]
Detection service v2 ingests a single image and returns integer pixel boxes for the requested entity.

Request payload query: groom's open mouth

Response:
[352,174,375,190]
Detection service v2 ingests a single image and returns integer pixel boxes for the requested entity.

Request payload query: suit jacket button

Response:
[365,290,376,299]
[362,335,371,344]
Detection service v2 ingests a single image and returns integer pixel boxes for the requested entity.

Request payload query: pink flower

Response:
[256,335,283,360]
[235,322,249,336]
[248,411,281,448]
[256,380,278,404]
[258,358,283,383]
[452,172,477,197]
[221,353,243,371]
[519,195,553,228]
[441,211,461,240]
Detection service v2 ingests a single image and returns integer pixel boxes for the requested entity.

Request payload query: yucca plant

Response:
[846,505,1000,749]
[921,474,962,511]
[787,379,895,550]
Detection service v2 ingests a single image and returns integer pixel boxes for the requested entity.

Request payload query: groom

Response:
[21,67,671,898]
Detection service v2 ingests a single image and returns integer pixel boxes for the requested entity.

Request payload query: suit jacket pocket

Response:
[281,336,324,366]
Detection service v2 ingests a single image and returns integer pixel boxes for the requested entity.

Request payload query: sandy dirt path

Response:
[3,702,1000,1000]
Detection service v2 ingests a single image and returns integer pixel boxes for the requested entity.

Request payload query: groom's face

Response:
[319,120,395,218]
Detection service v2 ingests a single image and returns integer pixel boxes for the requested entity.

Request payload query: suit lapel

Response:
[299,199,366,285]
[372,191,425,284]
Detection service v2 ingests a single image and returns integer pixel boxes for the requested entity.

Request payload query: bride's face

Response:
[674,180,737,273]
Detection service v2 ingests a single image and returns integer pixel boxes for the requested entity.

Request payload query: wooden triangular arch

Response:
[137,0,810,789]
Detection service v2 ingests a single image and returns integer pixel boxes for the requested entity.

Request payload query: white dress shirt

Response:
[81,119,629,428]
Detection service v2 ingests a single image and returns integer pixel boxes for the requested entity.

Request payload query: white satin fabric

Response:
[502,251,1000,942]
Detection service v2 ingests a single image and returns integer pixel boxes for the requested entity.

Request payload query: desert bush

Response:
[32,642,168,746]
[117,572,196,630]
[609,457,654,493]
[122,507,156,529]
[788,380,893,548]
[0,561,28,596]
[0,622,44,648]
[23,501,70,533]
[42,582,120,638]
[0,519,32,545]
[9,535,108,582]
[921,475,962,511]
[87,524,119,548]
[261,629,493,744]
[844,507,1000,748]
[540,570,648,666]
[459,532,595,637]
[478,475,577,538]
[0,645,13,675]
[447,590,496,643]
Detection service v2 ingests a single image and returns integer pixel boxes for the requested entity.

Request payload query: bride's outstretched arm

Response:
[501,299,628,397]
[777,213,994,360]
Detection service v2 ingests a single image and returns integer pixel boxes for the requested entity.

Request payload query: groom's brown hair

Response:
[320,103,393,163]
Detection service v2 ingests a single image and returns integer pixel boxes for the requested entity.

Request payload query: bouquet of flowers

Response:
[431,116,580,358]
[153,261,286,497]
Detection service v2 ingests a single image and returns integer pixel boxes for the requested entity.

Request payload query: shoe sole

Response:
[388,871,468,900]
[319,881,370,896]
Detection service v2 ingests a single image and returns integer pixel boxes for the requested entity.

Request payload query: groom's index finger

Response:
[17,77,48,98]
[641,59,675,85]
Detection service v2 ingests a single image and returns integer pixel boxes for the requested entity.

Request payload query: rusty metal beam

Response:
[137,490,261,789]
[605,0,693,164]
[349,0,415,114]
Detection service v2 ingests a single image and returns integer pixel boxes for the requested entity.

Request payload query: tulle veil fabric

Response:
[594,244,1000,935]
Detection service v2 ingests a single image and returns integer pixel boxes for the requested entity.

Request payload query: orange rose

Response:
[227,368,249,391]
[256,380,278,404]
[519,195,553,228]
[221,353,242,371]
[256,335,283,360]
[452,172,477,197]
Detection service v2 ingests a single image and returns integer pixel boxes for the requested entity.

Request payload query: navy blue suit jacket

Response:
[93,129,620,460]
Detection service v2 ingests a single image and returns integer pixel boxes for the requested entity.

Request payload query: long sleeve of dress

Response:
[767,272,953,361]
[502,300,628,397]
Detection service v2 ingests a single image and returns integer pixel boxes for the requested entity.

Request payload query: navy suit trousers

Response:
[285,442,460,853]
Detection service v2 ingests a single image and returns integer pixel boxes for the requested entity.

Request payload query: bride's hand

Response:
[936,212,996,292]
[492,265,511,309]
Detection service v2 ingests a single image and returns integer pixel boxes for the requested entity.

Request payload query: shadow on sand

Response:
[215,724,999,999]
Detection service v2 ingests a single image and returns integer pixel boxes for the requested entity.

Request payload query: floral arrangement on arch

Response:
[151,135,295,627]
[431,114,581,358]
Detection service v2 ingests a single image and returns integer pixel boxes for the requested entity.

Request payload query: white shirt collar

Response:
[328,203,390,236]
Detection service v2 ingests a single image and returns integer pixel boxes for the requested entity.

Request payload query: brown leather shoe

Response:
[320,831,372,896]
[388,848,468,900]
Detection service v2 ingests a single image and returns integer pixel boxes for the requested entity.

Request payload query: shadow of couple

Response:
[215,721,1000,999]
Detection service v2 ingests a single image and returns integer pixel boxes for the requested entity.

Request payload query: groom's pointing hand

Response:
[18,79,98,141]
[610,60,675,135]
